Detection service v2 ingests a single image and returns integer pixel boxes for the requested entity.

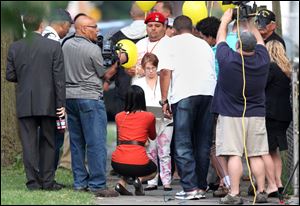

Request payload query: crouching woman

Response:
[111,85,157,196]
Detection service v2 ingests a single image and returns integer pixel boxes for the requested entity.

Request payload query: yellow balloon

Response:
[182,1,208,26]
[218,1,236,12]
[136,1,157,12]
[117,39,138,69]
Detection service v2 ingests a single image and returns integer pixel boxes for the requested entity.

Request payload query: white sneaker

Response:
[175,190,199,200]
[175,190,186,197]
[197,190,206,199]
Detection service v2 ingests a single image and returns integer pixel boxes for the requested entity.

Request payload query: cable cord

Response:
[236,7,257,205]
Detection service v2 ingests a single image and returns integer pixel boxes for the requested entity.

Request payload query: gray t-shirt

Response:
[63,35,105,100]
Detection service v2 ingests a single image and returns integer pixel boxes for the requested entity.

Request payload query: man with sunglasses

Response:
[256,9,286,49]
[62,15,127,197]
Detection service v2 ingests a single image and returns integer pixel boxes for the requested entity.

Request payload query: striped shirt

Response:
[62,35,105,100]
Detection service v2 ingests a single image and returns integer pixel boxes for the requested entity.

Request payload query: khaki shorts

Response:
[216,115,269,157]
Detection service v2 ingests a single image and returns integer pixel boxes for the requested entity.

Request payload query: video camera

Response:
[222,1,259,20]
[96,35,123,67]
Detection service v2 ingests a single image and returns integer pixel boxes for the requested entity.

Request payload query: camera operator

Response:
[211,9,270,204]
[62,14,126,196]
[255,9,286,49]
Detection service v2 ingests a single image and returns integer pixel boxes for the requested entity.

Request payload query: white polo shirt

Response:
[168,33,216,104]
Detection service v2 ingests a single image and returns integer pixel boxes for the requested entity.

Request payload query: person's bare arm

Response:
[216,9,233,45]
[160,69,172,119]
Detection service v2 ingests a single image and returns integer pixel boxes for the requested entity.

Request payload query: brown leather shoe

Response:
[93,188,119,197]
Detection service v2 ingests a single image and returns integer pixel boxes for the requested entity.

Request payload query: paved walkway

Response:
[95,123,299,205]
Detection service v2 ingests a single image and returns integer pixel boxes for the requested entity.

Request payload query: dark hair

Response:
[124,85,147,112]
[23,14,43,32]
[173,15,193,33]
[195,17,220,39]
[141,53,159,68]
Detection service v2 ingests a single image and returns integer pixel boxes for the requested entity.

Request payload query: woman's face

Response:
[144,62,157,79]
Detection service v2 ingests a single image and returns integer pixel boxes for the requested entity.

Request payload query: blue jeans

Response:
[66,99,107,190]
[171,95,213,191]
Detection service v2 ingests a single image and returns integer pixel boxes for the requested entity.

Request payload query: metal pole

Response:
[292,58,299,196]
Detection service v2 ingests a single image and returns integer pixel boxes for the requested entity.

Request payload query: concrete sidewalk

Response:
[96,123,299,205]
[96,174,299,205]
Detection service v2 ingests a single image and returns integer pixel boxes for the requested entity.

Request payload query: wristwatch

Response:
[159,99,169,106]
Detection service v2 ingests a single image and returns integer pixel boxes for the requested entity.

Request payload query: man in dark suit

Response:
[6,13,66,191]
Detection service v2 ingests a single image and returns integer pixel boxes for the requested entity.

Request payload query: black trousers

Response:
[18,116,56,189]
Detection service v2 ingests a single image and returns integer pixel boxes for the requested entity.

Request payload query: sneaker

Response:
[175,190,186,197]
[197,190,206,199]
[256,191,268,203]
[220,194,243,205]
[175,190,199,200]
[213,186,229,197]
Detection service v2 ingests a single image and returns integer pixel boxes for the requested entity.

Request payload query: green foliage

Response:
[100,1,132,20]
[1,166,94,205]
[1,1,68,39]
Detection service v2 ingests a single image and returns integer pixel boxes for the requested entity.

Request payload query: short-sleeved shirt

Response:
[211,42,270,117]
[63,35,105,100]
[112,111,156,165]
[168,33,216,104]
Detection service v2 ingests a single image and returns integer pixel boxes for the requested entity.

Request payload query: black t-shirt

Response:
[265,32,286,50]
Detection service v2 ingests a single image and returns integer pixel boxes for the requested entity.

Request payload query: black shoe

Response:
[133,178,145,196]
[268,190,279,198]
[278,187,284,194]
[43,182,63,191]
[54,180,66,188]
[163,187,172,191]
[144,185,158,191]
[115,183,133,195]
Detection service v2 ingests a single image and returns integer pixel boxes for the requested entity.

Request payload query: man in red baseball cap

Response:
[144,12,168,25]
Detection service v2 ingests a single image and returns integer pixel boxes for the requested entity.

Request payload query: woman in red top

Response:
[111,85,157,196]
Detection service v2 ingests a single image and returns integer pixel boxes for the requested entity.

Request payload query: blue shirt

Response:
[211,42,270,117]
[214,32,238,77]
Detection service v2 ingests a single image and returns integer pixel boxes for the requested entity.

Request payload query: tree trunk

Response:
[1,31,22,166]
[272,1,282,36]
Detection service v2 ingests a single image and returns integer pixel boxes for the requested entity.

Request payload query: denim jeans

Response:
[66,99,107,190]
[171,95,213,191]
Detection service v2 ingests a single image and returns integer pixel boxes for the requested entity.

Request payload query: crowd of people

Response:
[6,1,292,204]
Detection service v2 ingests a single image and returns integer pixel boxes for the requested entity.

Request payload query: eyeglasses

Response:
[145,67,157,72]
[85,25,98,29]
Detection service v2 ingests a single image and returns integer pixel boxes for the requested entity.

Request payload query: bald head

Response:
[130,2,145,20]
[74,15,99,42]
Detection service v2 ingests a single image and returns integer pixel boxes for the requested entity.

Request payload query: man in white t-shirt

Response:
[128,12,172,85]
[160,15,216,200]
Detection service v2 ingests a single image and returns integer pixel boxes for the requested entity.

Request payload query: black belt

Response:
[118,140,145,147]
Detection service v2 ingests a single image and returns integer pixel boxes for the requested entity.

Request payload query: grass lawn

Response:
[1,123,117,205]
[1,166,95,205]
